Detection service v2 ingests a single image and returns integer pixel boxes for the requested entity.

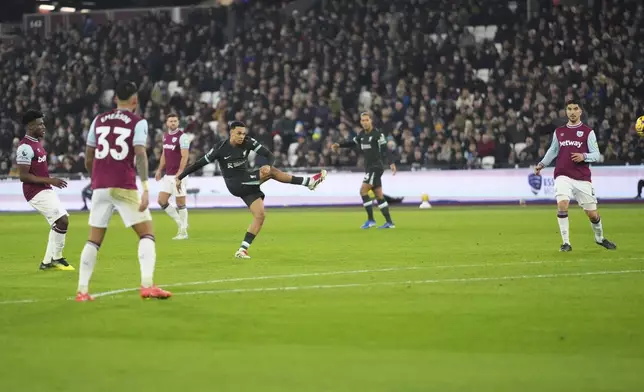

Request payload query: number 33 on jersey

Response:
[86,109,148,191]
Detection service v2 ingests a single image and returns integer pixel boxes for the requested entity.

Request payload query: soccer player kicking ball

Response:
[76,81,172,301]
[535,99,616,252]
[176,121,327,259]
[16,109,74,271]
[332,112,396,229]
[155,113,190,240]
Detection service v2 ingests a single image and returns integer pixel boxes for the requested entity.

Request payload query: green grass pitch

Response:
[0,205,643,392]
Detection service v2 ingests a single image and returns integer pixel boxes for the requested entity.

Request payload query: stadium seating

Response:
[0,0,642,176]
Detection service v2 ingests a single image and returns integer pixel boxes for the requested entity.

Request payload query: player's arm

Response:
[85,118,98,175]
[177,133,191,174]
[178,145,218,180]
[155,148,166,181]
[332,136,358,151]
[133,120,150,211]
[378,132,396,174]
[247,137,275,166]
[15,144,66,187]
[535,132,559,173]
[583,131,601,163]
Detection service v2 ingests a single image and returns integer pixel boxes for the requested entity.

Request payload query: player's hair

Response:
[166,113,179,120]
[115,80,138,101]
[360,112,371,118]
[228,120,246,131]
[565,99,582,109]
[22,109,44,126]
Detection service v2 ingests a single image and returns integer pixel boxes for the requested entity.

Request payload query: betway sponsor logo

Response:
[163,144,176,150]
[560,140,583,148]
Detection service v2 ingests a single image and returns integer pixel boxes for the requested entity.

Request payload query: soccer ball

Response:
[636,116,644,136]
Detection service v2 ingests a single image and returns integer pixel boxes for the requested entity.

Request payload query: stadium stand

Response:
[0,0,642,176]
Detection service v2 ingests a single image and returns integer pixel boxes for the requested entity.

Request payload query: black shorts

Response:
[225,170,265,207]
[362,169,384,188]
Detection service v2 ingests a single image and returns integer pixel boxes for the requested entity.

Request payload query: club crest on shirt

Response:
[172,137,177,143]
[576,131,584,137]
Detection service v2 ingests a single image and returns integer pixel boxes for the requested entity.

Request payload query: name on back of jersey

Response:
[100,111,132,124]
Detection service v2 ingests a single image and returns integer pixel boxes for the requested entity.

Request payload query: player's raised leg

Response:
[259,165,327,190]
[235,197,265,259]
[373,186,395,229]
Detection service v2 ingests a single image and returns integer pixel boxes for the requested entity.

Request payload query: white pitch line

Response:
[0,257,642,305]
[172,269,644,297]
[93,256,643,299]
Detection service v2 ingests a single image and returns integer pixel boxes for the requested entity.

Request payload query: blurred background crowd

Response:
[0,0,642,176]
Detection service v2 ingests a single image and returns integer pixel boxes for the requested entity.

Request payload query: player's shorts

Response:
[160,175,187,197]
[555,175,598,210]
[225,170,265,207]
[89,188,152,228]
[28,189,69,226]
[362,169,384,188]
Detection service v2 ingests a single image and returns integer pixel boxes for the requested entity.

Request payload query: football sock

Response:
[557,211,570,244]
[138,235,156,288]
[78,241,99,294]
[161,203,181,227]
[51,224,67,260]
[177,205,188,230]
[290,176,310,186]
[377,198,393,224]
[361,195,374,221]
[638,180,644,197]
[240,232,256,250]
[590,216,604,242]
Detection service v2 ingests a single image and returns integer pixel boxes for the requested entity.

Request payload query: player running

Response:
[535,99,616,252]
[16,109,74,271]
[332,112,397,229]
[155,113,190,240]
[76,80,172,301]
[176,121,327,259]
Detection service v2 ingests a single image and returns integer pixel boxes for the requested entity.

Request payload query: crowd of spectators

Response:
[0,0,642,176]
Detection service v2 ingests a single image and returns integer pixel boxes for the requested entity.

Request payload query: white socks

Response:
[557,211,570,245]
[77,241,99,294]
[51,224,67,260]
[138,235,156,288]
[178,206,188,230]
[591,217,604,242]
[77,236,157,294]
[42,230,55,264]
[43,224,67,263]
[162,203,181,227]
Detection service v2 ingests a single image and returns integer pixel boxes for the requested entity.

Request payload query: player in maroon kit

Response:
[16,109,74,271]
[535,99,616,252]
[75,81,172,302]
[155,113,190,239]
